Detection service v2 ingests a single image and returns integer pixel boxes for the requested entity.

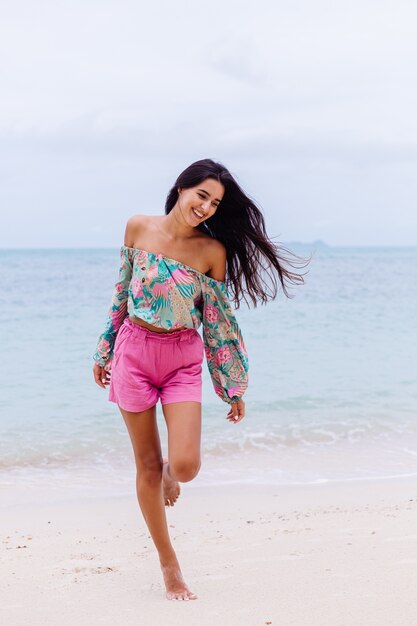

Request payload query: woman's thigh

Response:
[119,404,162,469]
[162,401,202,465]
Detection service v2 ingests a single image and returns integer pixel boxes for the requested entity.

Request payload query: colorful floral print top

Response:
[93,246,249,404]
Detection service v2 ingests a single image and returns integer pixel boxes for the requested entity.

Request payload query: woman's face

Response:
[178,178,225,227]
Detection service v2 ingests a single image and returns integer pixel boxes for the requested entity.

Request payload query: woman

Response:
[92,158,304,601]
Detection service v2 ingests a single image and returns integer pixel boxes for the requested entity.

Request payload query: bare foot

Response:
[162,458,180,507]
[161,560,197,601]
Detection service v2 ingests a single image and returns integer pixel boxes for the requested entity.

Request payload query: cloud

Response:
[207,36,268,86]
[1,0,417,246]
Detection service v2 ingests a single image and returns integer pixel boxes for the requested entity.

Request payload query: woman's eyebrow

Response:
[198,188,222,203]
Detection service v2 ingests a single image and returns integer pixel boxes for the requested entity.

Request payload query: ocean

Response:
[1,246,416,497]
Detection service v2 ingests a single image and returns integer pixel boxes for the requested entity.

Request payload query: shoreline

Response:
[2,477,417,625]
[3,464,417,510]
[3,444,417,508]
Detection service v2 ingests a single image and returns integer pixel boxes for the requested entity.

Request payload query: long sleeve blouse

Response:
[93,246,249,404]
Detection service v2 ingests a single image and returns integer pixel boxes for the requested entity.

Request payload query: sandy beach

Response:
[2,477,417,626]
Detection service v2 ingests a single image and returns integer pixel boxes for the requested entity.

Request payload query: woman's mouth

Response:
[192,208,204,219]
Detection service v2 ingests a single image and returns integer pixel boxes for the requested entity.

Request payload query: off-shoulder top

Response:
[93,246,249,404]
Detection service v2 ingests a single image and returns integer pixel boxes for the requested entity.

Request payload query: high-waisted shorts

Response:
[109,317,204,412]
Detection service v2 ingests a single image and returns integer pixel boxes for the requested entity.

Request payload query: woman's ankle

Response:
[159,550,179,568]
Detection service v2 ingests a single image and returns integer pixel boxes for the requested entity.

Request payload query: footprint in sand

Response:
[73,565,115,574]
[60,555,117,577]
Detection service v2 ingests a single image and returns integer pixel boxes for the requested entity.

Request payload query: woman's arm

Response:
[92,232,134,373]
[201,275,249,418]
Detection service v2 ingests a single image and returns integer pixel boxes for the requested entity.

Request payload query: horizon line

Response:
[1,242,417,251]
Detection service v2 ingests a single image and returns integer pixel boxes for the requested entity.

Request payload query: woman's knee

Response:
[169,457,201,482]
[136,455,163,486]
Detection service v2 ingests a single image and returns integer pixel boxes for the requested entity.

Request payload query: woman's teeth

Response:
[192,208,204,219]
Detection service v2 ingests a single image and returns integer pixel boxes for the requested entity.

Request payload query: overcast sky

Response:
[1,0,416,247]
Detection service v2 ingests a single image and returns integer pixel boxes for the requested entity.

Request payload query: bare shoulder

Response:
[204,237,227,282]
[123,214,151,247]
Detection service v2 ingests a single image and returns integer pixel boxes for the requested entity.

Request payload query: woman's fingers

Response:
[226,399,245,423]
[102,367,111,386]
[93,364,109,389]
[93,366,105,389]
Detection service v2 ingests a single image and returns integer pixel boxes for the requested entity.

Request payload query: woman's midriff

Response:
[128,316,187,334]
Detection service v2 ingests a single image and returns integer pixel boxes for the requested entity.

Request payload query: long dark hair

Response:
[165,158,308,308]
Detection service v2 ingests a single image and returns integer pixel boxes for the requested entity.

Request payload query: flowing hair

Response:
[165,158,309,308]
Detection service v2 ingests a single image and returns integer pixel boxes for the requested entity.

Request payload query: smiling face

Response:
[177,178,225,227]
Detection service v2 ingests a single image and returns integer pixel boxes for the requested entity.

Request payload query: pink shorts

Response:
[109,317,204,412]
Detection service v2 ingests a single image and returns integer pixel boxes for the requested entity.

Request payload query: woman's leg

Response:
[119,404,197,600]
[160,400,202,597]
[162,400,202,483]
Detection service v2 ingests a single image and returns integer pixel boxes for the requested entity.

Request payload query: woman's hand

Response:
[226,398,245,423]
[93,363,111,389]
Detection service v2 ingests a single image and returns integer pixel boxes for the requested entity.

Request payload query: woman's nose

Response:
[200,200,211,211]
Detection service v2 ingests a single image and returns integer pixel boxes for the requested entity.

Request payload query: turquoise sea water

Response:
[0,246,416,490]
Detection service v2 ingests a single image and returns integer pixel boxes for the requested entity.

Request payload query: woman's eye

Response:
[197,192,218,207]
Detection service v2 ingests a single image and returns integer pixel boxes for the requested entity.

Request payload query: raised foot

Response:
[161,562,197,601]
[162,458,181,507]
